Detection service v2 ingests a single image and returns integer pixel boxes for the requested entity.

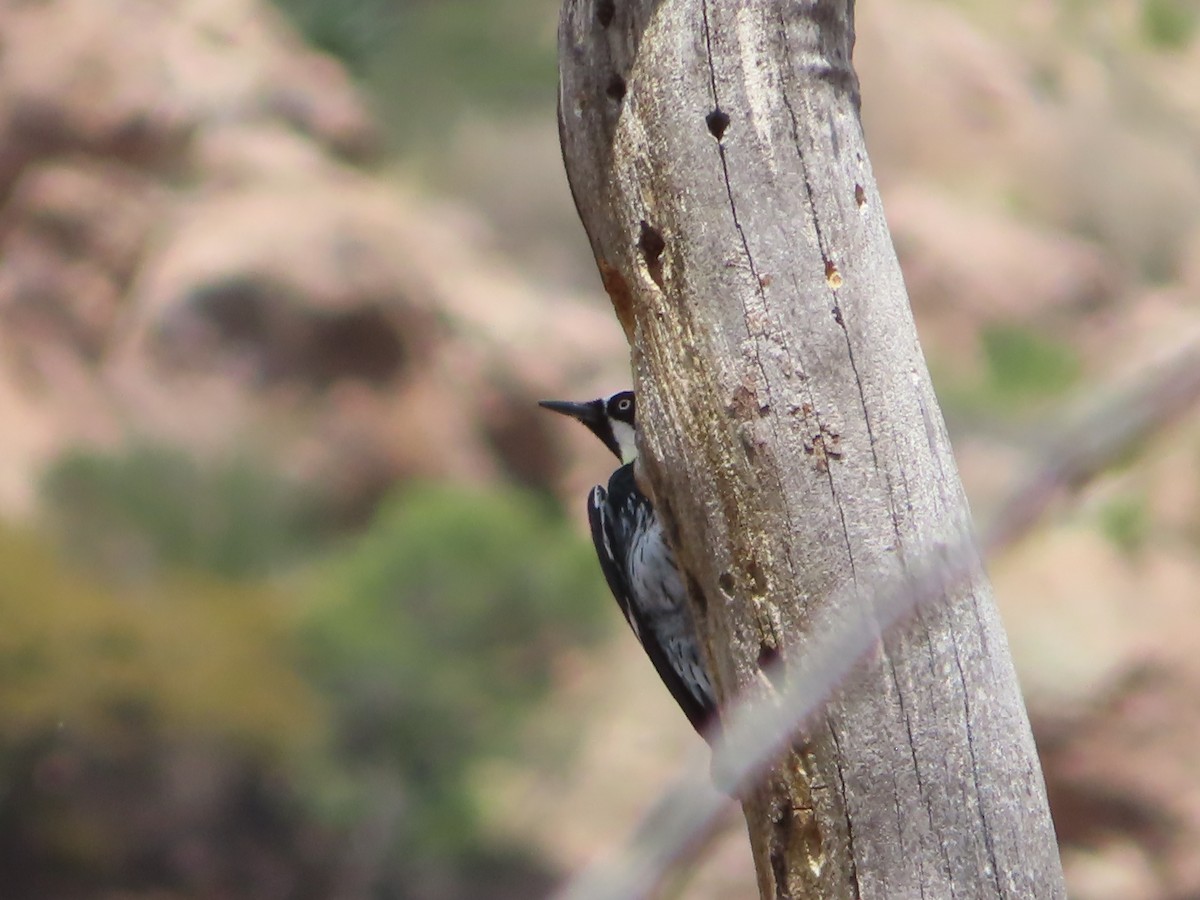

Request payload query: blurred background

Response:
[1,0,1198,897]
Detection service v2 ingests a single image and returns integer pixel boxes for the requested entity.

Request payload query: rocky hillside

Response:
[0,0,626,524]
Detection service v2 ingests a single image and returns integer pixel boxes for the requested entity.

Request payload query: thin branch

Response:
[983,333,1200,554]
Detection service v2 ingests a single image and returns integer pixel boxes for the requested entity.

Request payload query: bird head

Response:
[539,390,637,464]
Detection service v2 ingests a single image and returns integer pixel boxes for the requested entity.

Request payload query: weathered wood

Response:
[558,0,1065,897]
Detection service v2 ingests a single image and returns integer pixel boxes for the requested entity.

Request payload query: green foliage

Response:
[273,0,398,74]
[271,0,558,148]
[1098,495,1150,556]
[301,482,607,861]
[0,526,319,753]
[932,326,1082,425]
[981,324,1081,403]
[41,444,325,579]
[0,526,326,894]
[374,1,556,109]
[1142,0,1198,49]
[30,440,603,894]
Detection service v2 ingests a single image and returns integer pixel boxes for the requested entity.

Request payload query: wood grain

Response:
[558,1,1066,896]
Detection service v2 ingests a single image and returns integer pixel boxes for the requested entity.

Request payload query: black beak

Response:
[540,397,622,460]
[538,398,603,426]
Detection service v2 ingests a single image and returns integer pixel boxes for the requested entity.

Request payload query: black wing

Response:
[585,482,641,640]
[586,466,716,738]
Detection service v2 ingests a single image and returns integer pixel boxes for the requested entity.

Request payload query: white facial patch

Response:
[612,419,638,464]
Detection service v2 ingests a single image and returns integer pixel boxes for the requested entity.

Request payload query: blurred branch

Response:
[553,333,1200,900]
[983,333,1200,553]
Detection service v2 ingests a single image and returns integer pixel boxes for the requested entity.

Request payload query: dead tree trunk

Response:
[558,1,1065,897]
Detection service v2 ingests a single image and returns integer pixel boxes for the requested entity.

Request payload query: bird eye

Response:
[617,398,632,412]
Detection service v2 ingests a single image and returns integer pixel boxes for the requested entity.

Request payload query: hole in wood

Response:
[758,643,784,689]
[596,0,615,27]
[718,571,735,597]
[769,802,793,888]
[747,558,768,596]
[638,220,665,289]
[824,258,843,289]
[706,108,730,139]
[606,74,627,102]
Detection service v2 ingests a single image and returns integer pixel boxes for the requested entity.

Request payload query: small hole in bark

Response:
[685,571,708,615]
[596,0,615,27]
[706,108,730,139]
[758,643,784,688]
[854,183,867,207]
[606,74,627,101]
[638,220,665,289]
[824,258,843,289]
[718,571,735,596]
[770,803,793,889]
[638,221,664,260]
[747,558,768,597]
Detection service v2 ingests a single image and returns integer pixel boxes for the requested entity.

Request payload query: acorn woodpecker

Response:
[539,391,718,737]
